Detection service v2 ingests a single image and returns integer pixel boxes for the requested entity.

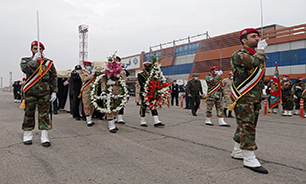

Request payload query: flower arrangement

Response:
[90,53,129,113]
[142,54,172,110]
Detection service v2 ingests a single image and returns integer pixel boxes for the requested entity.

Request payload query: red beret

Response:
[31,41,45,49]
[298,76,304,79]
[283,74,290,78]
[83,61,92,65]
[116,56,121,61]
[239,28,260,38]
[22,78,26,80]
[210,66,220,70]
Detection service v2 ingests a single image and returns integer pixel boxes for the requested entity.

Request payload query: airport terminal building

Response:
[121,23,306,90]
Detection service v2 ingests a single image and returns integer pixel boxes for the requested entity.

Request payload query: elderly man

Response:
[187,73,203,116]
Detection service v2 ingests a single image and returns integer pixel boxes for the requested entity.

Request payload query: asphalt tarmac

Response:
[0,91,305,184]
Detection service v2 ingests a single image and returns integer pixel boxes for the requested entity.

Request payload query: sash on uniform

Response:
[22,60,53,93]
[78,76,96,98]
[208,83,221,96]
[229,64,265,110]
[20,60,53,109]
[302,89,306,97]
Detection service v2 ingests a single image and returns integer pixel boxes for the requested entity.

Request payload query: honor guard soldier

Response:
[20,41,57,147]
[79,61,96,126]
[281,74,294,116]
[230,28,268,174]
[292,76,304,115]
[138,61,165,127]
[204,66,229,127]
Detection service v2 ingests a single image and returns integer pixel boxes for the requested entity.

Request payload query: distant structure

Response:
[78,24,88,65]
[9,71,12,91]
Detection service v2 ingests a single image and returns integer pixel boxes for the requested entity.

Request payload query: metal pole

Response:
[260,0,264,35]
[37,11,40,51]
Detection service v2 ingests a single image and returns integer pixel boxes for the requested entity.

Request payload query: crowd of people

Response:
[15,28,306,175]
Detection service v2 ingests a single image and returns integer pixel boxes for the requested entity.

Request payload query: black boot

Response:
[224,108,227,117]
[228,111,234,118]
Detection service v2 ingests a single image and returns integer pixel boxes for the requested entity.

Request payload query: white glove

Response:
[107,80,116,85]
[293,95,298,99]
[101,91,106,95]
[296,86,302,89]
[50,92,57,102]
[217,70,223,76]
[63,81,69,86]
[257,39,268,50]
[33,52,42,61]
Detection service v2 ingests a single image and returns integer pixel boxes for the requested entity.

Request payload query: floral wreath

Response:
[142,54,172,110]
[90,53,129,113]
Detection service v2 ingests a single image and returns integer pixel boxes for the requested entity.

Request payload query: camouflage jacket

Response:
[230,47,268,101]
[292,81,304,97]
[206,73,222,99]
[20,56,58,95]
[281,80,293,97]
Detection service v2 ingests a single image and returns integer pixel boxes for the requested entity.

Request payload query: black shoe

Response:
[23,140,32,145]
[205,123,214,126]
[117,121,125,124]
[75,117,81,121]
[192,113,197,116]
[219,124,231,127]
[140,124,148,127]
[42,142,51,147]
[87,122,95,127]
[228,114,234,118]
[154,123,165,127]
[109,129,117,133]
[53,112,58,115]
[244,165,268,174]
[82,117,86,121]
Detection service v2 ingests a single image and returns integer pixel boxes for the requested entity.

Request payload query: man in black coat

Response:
[70,65,85,120]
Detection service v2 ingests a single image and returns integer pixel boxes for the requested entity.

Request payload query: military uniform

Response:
[20,56,57,131]
[205,73,224,118]
[186,78,203,116]
[80,69,95,126]
[231,47,268,150]
[222,75,234,117]
[292,79,304,114]
[301,82,306,117]
[281,78,293,115]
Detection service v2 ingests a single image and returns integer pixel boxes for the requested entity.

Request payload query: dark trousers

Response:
[140,96,158,117]
[190,94,200,114]
[119,108,124,115]
[73,94,85,118]
[171,92,179,106]
[185,92,191,108]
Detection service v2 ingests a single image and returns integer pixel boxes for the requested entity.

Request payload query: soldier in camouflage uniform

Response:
[230,28,268,174]
[20,41,57,147]
[281,74,294,116]
[292,76,304,115]
[204,66,229,127]
[80,61,95,127]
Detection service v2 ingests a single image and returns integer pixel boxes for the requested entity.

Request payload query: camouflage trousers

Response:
[22,93,52,131]
[233,99,261,150]
[205,97,225,118]
[82,91,94,116]
[282,96,294,110]
[294,97,301,110]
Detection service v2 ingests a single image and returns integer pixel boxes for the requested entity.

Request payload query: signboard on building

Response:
[121,55,140,70]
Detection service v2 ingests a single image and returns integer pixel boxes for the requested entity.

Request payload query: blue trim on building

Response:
[266,48,306,67]
[175,43,199,57]
[144,51,161,61]
[160,63,193,75]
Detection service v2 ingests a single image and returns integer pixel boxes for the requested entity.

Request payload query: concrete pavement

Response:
[0,91,305,184]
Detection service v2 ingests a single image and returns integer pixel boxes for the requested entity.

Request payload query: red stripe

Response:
[231,89,238,101]
[208,84,220,95]
[240,69,264,95]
